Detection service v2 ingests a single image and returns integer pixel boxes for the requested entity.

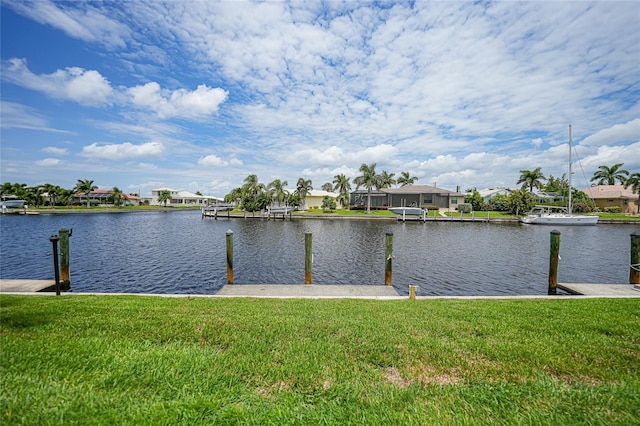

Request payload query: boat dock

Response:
[0,279,56,293]
[216,284,400,298]
[558,283,640,297]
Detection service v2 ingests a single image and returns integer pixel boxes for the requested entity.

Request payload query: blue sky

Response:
[1,0,638,197]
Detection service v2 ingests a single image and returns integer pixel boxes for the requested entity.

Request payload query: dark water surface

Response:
[1,210,637,296]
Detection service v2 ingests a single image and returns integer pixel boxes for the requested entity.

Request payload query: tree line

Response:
[464,163,639,215]
[0,179,131,208]
[223,164,418,213]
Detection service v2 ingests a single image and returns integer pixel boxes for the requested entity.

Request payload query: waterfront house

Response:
[303,190,342,210]
[149,188,217,206]
[476,187,512,203]
[349,184,465,210]
[72,189,141,206]
[581,185,639,214]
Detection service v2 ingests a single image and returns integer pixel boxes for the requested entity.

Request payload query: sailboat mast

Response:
[568,124,573,214]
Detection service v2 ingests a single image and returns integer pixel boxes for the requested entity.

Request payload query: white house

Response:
[476,188,512,203]
[149,188,217,206]
[303,190,341,209]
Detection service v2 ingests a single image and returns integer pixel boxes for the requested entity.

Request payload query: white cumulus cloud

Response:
[128,82,228,119]
[2,58,113,106]
[79,141,164,160]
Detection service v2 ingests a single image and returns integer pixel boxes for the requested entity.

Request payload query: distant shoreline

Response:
[11,206,639,224]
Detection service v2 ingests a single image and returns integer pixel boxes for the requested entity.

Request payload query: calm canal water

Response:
[0,210,637,296]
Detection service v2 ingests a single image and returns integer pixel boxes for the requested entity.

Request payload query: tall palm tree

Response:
[158,189,172,207]
[332,174,351,194]
[267,179,288,204]
[353,163,380,213]
[41,183,61,207]
[295,178,313,209]
[516,168,546,192]
[321,182,334,192]
[25,185,44,208]
[109,186,124,207]
[379,171,396,189]
[624,172,640,215]
[397,171,417,187]
[336,191,349,209]
[590,163,629,185]
[74,179,97,208]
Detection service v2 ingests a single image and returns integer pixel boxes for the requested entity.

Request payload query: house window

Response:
[423,194,433,204]
[451,197,458,205]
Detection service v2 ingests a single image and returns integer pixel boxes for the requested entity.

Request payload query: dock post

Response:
[58,228,71,290]
[305,232,312,284]
[409,285,416,299]
[548,230,561,295]
[385,232,393,286]
[630,231,640,285]
[49,234,61,296]
[226,230,234,284]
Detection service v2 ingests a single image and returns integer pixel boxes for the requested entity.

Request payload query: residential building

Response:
[581,185,639,214]
[72,189,141,206]
[476,187,512,203]
[349,184,465,210]
[149,188,217,206]
[302,190,341,210]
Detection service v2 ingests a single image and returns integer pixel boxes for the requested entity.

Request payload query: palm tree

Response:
[41,183,66,207]
[624,172,640,214]
[74,179,97,208]
[590,163,629,185]
[353,163,380,213]
[321,182,334,192]
[267,179,288,205]
[295,178,313,209]
[336,191,349,209]
[25,185,44,208]
[379,171,396,189]
[224,187,243,206]
[516,168,546,192]
[158,189,172,207]
[332,174,351,194]
[109,186,125,207]
[397,171,417,187]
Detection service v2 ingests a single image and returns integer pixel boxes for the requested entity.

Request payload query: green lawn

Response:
[1,295,638,425]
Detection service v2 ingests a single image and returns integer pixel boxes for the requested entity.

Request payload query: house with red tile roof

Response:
[582,185,639,214]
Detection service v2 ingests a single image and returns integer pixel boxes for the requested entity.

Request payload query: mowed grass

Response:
[1,295,638,425]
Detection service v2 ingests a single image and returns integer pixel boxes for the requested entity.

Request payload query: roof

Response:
[582,185,638,200]
[382,184,465,196]
[306,190,337,198]
[476,188,511,198]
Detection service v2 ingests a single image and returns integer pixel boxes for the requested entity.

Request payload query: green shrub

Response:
[456,203,472,213]
[604,206,622,213]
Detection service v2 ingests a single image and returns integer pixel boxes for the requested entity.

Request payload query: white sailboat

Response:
[521,125,598,226]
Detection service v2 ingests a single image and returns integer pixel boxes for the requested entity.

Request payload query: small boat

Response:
[388,206,425,216]
[389,202,427,222]
[201,203,233,218]
[521,125,598,226]
[1,199,26,208]
[1,199,26,214]
[267,205,294,215]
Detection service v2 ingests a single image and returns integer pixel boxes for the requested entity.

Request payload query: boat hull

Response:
[388,207,425,216]
[521,214,598,225]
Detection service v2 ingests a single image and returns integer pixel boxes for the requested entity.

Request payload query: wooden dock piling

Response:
[59,228,71,289]
[385,232,393,286]
[548,230,560,295]
[305,232,312,284]
[630,231,640,285]
[226,230,234,284]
